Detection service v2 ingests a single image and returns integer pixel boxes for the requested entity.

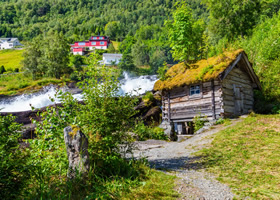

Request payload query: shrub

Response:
[134,122,167,141]
[193,114,208,132]
[0,65,6,74]
[0,115,31,199]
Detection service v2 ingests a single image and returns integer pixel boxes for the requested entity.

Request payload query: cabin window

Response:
[100,41,104,45]
[78,42,85,46]
[93,37,97,39]
[190,85,200,96]
[91,42,96,45]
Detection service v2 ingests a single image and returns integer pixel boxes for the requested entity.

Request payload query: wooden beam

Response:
[168,92,171,123]
[211,80,216,120]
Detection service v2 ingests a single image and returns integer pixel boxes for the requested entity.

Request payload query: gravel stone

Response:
[128,118,244,199]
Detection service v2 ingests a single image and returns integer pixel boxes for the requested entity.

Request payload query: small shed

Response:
[154,50,261,134]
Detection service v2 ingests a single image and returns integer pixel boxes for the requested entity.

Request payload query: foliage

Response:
[22,32,71,79]
[0,0,206,42]
[105,21,123,41]
[165,1,205,62]
[122,168,179,199]
[0,65,6,74]
[0,73,67,96]
[193,114,208,132]
[157,61,169,81]
[0,115,31,199]
[0,49,23,70]
[237,13,280,101]
[214,118,232,126]
[134,122,168,141]
[196,114,280,199]
[204,0,280,42]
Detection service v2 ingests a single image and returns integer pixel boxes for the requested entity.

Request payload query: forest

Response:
[0,0,280,199]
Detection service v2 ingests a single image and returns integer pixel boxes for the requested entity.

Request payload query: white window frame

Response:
[189,84,202,99]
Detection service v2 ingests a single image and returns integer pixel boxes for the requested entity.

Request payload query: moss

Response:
[69,125,80,138]
[154,49,244,91]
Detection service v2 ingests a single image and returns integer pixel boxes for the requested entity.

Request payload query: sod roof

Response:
[154,49,244,91]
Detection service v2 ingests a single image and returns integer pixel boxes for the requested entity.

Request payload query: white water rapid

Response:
[0,72,158,112]
[119,72,158,96]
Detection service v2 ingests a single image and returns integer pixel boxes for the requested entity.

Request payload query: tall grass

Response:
[0,49,24,70]
[196,114,280,199]
[0,73,67,95]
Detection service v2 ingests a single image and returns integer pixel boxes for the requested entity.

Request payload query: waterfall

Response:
[0,72,158,112]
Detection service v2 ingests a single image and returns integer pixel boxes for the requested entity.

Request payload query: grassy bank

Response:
[196,114,280,199]
[0,73,68,96]
[0,49,24,70]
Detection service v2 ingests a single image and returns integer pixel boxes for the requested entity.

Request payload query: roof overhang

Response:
[219,52,262,90]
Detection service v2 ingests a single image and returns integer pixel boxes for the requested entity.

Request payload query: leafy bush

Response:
[134,122,167,141]
[193,114,208,132]
[142,91,155,106]
[0,115,31,199]
[0,65,6,74]
[25,53,148,198]
[157,61,169,81]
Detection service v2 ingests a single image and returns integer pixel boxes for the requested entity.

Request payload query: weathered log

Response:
[64,126,90,179]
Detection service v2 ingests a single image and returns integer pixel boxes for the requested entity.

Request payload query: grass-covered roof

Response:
[154,49,244,91]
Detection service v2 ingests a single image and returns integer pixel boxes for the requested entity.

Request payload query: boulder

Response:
[64,126,90,179]
[159,121,177,141]
[143,106,161,125]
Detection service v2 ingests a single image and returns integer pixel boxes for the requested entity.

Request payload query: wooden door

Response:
[233,84,244,115]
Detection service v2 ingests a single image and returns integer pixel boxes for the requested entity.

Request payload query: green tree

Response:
[22,36,43,79]
[105,21,121,41]
[166,1,204,63]
[204,0,261,41]
[22,32,70,79]
[42,32,71,78]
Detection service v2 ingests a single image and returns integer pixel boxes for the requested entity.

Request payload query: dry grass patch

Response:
[196,114,280,199]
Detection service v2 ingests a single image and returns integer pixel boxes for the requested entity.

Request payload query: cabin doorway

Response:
[233,84,244,115]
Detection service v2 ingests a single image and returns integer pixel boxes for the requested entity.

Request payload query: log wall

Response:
[221,66,254,116]
[162,80,223,122]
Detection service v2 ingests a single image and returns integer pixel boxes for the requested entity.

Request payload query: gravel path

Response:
[130,118,244,200]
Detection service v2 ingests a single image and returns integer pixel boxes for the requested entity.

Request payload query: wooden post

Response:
[168,92,171,123]
[211,80,216,120]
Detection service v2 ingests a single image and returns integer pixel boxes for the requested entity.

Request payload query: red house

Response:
[71,36,110,55]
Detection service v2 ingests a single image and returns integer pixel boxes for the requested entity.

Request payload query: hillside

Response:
[0,0,206,42]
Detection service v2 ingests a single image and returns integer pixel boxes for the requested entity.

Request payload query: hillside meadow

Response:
[0,49,24,70]
[196,114,280,199]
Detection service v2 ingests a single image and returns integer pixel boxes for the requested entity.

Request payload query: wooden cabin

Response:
[154,50,261,134]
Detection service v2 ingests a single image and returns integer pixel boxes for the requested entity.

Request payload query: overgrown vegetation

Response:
[134,122,168,141]
[196,115,280,199]
[0,115,31,200]
[0,73,68,96]
[0,54,174,199]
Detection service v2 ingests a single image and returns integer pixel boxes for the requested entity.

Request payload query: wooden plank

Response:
[168,92,171,122]
[226,74,252,86]
[171,112,214,120]
[211,80,216,120]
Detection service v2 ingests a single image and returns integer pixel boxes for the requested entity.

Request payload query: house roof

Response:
[154,49,261,91]
[0,38,18,43]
